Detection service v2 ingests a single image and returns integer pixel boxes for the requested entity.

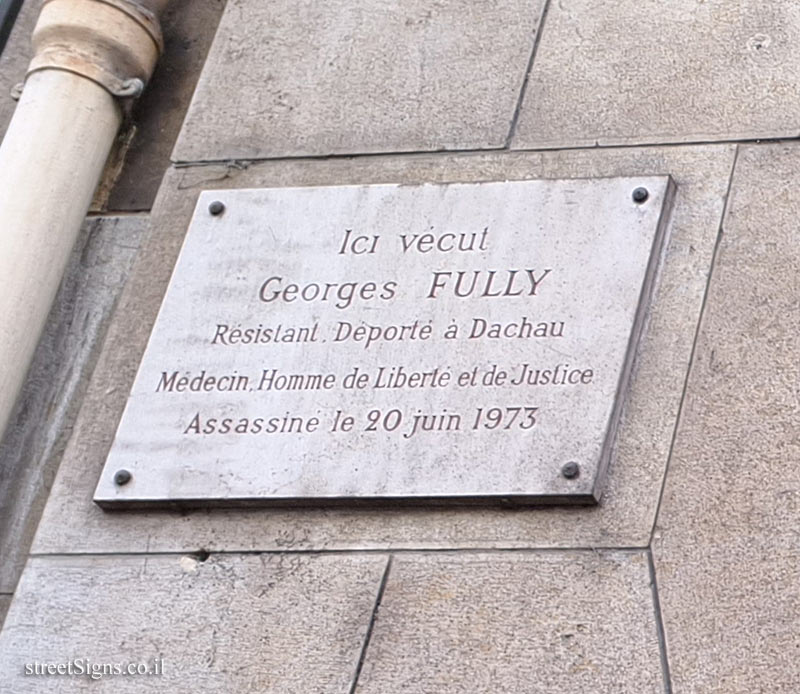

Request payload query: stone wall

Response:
[1,1,799,692]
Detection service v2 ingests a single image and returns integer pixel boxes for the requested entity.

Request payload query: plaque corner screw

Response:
[114,469,132,486]
[561,462,580,480]
[208,200,225,216]
[632,187,649,204]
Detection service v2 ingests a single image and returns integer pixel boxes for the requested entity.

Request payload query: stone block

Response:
[173,0,544,161]
[514,1,800,148]
[357,551,663,693]
[0,553,386,693]
[653,143,800,692]
[32,145,733,554]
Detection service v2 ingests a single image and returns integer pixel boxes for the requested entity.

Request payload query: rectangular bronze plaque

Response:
[95,177,673,507]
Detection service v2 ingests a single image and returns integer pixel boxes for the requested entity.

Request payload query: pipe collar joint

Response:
[26,0,164,100]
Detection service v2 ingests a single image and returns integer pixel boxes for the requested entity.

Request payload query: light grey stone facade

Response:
[1,1,798,692]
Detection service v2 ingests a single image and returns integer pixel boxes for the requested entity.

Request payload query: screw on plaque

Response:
[632,187,649,204]
[561,462,580,480]
[114,469,132,486]
[208,200,225,216]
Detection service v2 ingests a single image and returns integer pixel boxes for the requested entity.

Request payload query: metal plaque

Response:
[95,177,674,507]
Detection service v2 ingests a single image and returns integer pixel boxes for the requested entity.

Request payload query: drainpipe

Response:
[0,0,166,440]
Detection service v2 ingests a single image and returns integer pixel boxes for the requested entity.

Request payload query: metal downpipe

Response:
[0,0,166,439]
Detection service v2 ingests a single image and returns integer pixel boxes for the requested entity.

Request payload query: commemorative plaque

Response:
[95,177,674,507]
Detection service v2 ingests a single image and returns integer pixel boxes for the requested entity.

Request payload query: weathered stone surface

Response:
[33,145,734,554]
[653,144,800,692]
[172,0,543,161]
[357,551,663,693]
[0,0,41,139]
[106,0,226,211]
[0,554,386,693]
[514,1,800,148]
[0,216,146,593]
